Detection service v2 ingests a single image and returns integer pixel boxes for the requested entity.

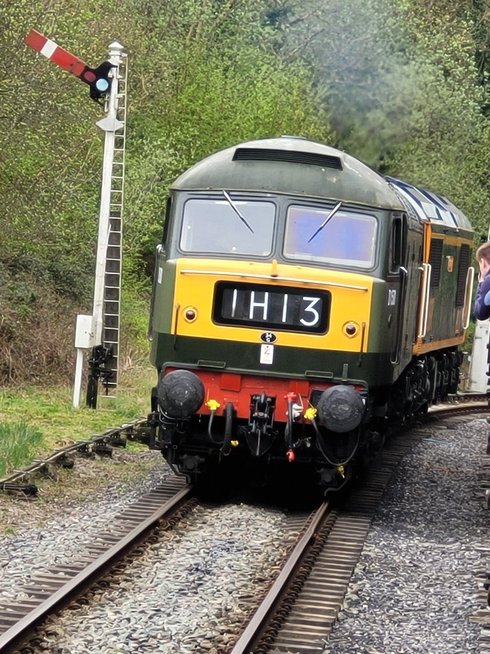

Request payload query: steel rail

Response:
[0,483,193,654]
[230,500,330,654]
[0,418,149,493]
[427,399,488,418]
[230,404,489,654]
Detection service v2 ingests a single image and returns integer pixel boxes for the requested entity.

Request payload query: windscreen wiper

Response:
[223,190,254,233]
[307,201,342,243]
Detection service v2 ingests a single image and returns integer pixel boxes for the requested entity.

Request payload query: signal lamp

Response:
[80,61,114,101]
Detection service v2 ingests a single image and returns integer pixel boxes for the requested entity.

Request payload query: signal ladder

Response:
[99,50,128,396]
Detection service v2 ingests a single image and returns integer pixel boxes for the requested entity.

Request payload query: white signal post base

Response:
[73,314,94,408]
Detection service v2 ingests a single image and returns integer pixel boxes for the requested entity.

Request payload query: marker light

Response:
[95,78,110,93]
[184,307,198,322]
[343,322,359,337]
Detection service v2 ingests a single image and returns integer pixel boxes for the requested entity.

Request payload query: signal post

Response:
[24,31,127,408]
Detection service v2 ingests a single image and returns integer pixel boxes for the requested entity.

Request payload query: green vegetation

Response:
[282,0,490,239]
[0,422,44,477]
[0,366,154,477]
[0,0,489,387]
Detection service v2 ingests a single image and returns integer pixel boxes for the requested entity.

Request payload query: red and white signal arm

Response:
[25,30,87,76]
[25,29,113,100]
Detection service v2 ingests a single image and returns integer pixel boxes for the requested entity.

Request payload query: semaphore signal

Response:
[25,30,128,409]
[25,29,114,102]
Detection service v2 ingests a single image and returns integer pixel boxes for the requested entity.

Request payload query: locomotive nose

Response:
[157,370,204,418]
[316,385,364,432]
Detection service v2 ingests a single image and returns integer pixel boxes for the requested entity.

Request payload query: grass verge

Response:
[0,365,156,478]
[0,422,44,477]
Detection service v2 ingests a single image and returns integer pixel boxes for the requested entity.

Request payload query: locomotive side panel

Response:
[419,230,474,351]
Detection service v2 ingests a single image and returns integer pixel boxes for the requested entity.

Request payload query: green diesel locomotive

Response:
[147,137,474,489]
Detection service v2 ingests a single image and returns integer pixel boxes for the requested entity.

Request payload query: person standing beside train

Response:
[474,241,490,321]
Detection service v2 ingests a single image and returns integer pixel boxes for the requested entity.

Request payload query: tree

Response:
[0,0,333,383]
[276,0,490,238]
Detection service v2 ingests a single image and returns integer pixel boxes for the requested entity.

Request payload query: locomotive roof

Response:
[172,137,404,210]
[172,137,472,230]
[386,176,472,231]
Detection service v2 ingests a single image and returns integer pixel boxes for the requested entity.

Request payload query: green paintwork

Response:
[150,255,176,334]
[425,228,472,342]
[151,333,395,389]
[172,137,405,211]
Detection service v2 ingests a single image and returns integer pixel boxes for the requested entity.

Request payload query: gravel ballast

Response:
[0,450,171,604]
[38,503,298,654]
[0,416,487,653]
[325,417,489,654]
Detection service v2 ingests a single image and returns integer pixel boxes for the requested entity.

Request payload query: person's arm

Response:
[474,271,490,321]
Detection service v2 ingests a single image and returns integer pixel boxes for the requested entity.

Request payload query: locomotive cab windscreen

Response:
[172,192,382,273]
[180,196,275,256]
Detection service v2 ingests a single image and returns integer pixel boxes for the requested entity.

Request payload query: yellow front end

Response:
[172,258,373,353]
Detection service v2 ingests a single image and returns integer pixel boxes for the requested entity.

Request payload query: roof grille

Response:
[232,148,343,170]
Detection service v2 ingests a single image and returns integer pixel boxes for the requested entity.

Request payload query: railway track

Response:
[226,403,489,654]
[0,419,156,495]
[2,393,486,496]
[0,401,487,653]
[228,427,423,653]
[0,477,193,654]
